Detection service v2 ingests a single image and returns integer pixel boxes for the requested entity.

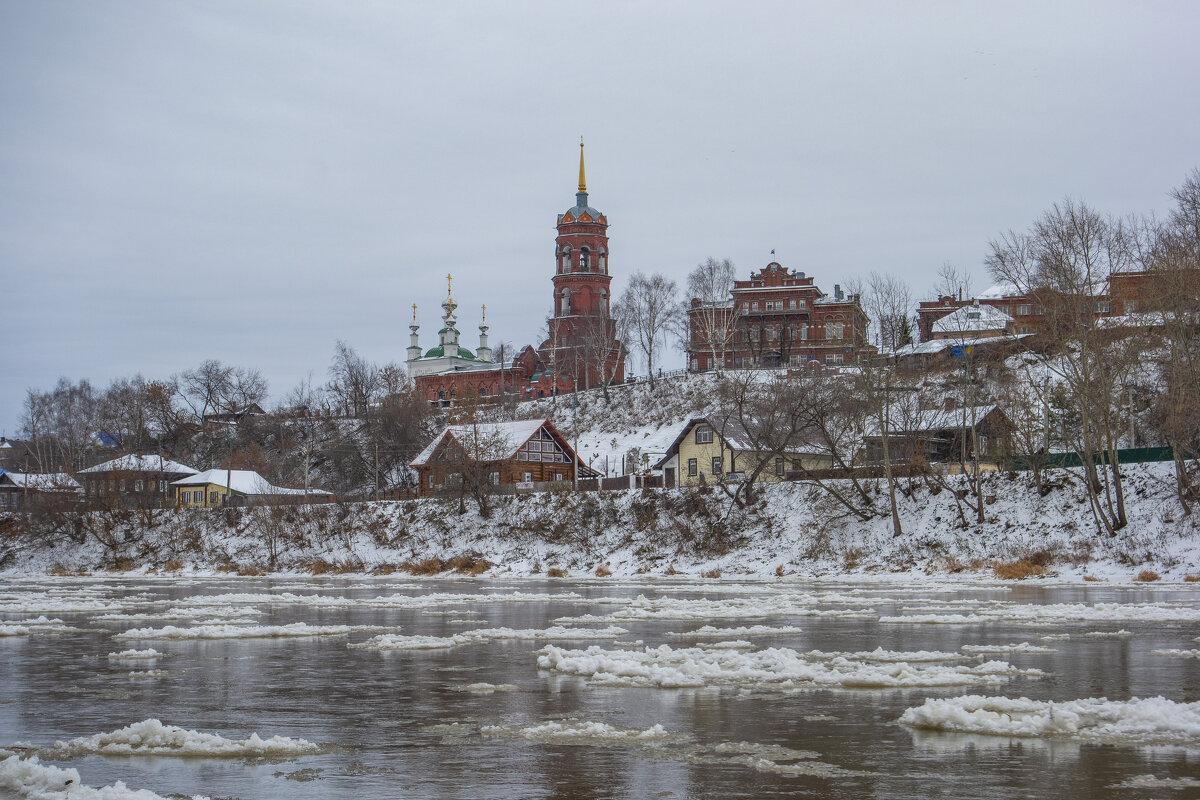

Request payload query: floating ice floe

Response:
[108,649,162,661]
[95,605,263,622]
[536,644,1041,690]
[697,741,869,778]
[898,695,1200,745]
[1150,649,1200,659]
[115,623,354,640]
[350,625,629,651]
[804,647,970,663]
[880,602,1200,625]
[1113,774,1200,789]
[451,683,519,694]
[666,625,804,638]
[1084,630,1132,638]
[480,720,674,745]
[126,670,165,680]
[50,718,321,758]
[0,625,30,637]
[0,754,185,800]
[553,594,876,625]
[960,642,1057,655]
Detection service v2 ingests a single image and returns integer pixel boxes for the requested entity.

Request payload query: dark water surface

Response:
[1,576,1198,799]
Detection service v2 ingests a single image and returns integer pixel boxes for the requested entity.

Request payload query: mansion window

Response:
[695,425,714,444]
[1095,301,1111,314]
[751,302,759,311]
[800,324,808,340]
[764,300,783,311]
[1017,304,1032,316]
[825,354,844,365]
[826,323,844,340]
[687,458,698,477]
[490,472,500,485]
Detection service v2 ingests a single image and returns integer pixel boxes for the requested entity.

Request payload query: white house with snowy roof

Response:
[171,469,330,508]
[930,301,1014,340]
[77,454,199,506]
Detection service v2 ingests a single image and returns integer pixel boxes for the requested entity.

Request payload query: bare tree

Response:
[933,262,975,302]
[859,272,914,536]
[21,378,101,472]
[178,360,268,421]
[987,198,1139,535]
[326,341,380,418]
[685,257,740,372]
[615,272,679,389]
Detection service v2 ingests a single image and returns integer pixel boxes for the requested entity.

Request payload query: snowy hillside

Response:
[4,462,1198,581]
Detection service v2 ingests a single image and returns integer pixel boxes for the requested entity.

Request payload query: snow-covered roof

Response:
[410,419,550,467]
[865,405,1004,437]
[0,472,82,492]
[932,303,1013,335]
[170,469,328,496]
[976,282,1020,300]
[79,454,199,475]
[653,417,826,469]
[894,333,1032,358]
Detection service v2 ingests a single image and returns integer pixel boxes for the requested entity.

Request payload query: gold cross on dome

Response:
[481,303,486,322]
[446,273,453,297]
[411,303,417,322]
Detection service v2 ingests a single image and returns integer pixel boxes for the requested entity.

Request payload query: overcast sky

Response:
[3,1,1198,433]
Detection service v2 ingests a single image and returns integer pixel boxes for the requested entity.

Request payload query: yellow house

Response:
[654,418,833,489]
[171,469,327,507]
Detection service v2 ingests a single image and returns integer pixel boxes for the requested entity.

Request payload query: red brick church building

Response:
[408,143,626,405]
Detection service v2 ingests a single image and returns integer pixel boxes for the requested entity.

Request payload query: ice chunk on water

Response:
[115,623,353,640]
[960,642,1057,654]
[537,644,1041,690]
[898,695,1200,745]
[51,718,321,758]
[481,719,674,745]
[0,754,193,799]
[108,649,161,661]
[351,625,629,651]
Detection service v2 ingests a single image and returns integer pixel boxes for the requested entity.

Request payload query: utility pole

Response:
[374,441,380,502]
[303,422,312,504]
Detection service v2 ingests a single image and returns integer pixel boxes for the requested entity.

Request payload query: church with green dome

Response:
[406,275,496,384]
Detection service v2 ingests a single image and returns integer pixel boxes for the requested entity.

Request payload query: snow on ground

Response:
[48,719,321,758]
[898,695,1200,745]
[3,459,1198,581]
[114,623,356,640]
[0,755,189,800]
[351,625,629,651]
[536,643,1041,690]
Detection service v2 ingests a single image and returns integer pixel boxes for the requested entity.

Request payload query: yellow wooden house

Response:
[171,469,327,507]
[654,417,833,489]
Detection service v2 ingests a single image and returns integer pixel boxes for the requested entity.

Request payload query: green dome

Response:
[423,344,477,359]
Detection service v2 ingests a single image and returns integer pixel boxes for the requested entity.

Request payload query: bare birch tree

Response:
[615,272,679,389]
[685,257,740,372]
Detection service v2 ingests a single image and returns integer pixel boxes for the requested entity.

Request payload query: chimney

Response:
[834,284,843,301]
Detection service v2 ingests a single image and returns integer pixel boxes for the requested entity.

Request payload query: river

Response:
[1,576,1198,798]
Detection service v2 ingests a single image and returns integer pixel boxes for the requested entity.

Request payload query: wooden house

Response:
[653,417,833,489]
[171,469,329,508]
[410,419,598,496]
[0,470,82,510]
[77,454,199,508]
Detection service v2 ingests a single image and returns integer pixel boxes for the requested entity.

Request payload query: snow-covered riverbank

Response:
[2,463,1197,582]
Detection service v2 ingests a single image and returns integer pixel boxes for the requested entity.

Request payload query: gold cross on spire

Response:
[446,273,453,297]
[481,303,486,322]
[411,303,417,322]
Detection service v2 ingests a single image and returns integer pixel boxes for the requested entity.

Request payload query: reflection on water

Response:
[0,576,1198,799]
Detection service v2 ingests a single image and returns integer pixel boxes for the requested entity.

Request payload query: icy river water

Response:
[2,576,1199,799]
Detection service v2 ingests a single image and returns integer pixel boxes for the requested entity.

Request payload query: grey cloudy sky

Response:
[3,1,1198,432]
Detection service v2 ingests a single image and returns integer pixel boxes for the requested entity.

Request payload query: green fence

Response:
[1006,446,1175,471]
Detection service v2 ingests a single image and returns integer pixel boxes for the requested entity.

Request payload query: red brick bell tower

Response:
[539,141,625,390]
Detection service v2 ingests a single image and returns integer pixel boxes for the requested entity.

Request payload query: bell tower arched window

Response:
[579,248,590,272]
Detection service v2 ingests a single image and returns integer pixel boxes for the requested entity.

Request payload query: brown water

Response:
[1,576,1198,799]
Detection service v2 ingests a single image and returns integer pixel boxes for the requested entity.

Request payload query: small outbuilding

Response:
[0,470,82,510]
[171,469,330,508]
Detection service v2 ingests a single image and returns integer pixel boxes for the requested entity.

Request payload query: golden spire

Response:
[578,137,586,193]
[481,303,486,323]
[411,303,417,322]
